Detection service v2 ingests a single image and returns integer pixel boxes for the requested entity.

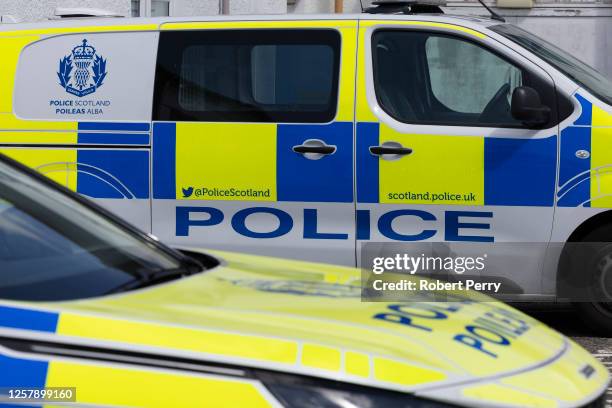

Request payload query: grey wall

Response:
[0,0,610,78]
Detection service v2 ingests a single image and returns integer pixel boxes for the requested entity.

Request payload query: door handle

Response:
[293,145,336,155]
[292,139,337,160]
[369,145,413,156]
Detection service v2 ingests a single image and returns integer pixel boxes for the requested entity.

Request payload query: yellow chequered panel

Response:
[175,122,277,201]
[592,105,612,127]
[345,351,370,378]
[161,20,356,30]
[45,361,272,408]
[57,313,298,365]
[336,26,358,122]
[379,127,484,205]
[0,148,77,190]
[356,28,377,123]
[590,106,612,208]
[463,384,558,408]
[373,357,445,386]
[0,24,158,38]
[0,114,77,131]
[359,20,486,39]
[0,131,77,144]
[301,344,341,372]
[0,36,39,113]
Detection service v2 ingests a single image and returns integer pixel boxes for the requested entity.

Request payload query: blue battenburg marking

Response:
[0,354,48,389]
[357,123,380,203]
[78,133,150,145]
[153,123,177,199]
[573,94,592,126]
[76,150,150,199]
[277,122,353,203]
[0,305,58,333]
[484,136,557,206]
[78,122,151,132]
[559,126,591,187]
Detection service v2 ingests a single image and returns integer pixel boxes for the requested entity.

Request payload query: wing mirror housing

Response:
[511,86,551,128]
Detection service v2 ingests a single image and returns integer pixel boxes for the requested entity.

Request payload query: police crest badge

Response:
[57,39,108,97]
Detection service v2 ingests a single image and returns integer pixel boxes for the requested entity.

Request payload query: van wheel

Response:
[569,224,612,336]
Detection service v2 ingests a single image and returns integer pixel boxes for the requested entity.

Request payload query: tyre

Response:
[566,224,612,336]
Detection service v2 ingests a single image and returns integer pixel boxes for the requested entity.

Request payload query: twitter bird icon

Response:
[182,186,194,198]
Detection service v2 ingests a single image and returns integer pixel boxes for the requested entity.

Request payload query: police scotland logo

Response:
[58,39,107,97]
[52,39,111,116]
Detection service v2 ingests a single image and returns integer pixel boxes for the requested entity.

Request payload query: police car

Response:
[0,1,611,329]
[0,153,608,408]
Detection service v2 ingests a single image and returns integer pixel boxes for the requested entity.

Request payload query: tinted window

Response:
[0,160,200,301]
[491,24,612,106]
[154,29,341,123]
[372,30,556,128]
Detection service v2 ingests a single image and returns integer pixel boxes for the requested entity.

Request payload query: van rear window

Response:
[153,29,341,123]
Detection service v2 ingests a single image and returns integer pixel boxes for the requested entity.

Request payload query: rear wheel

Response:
[568,224,612,335]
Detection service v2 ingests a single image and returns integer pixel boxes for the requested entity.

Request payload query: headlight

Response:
[257,371,458,408]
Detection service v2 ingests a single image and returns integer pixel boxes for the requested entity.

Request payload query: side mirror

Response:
[511,86,551,128]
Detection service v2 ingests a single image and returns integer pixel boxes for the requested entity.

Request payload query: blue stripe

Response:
[0,305,58,333]
[78,133,150,145]
[78,122,151,132]
[0,354,48,389]
[357,122,380,203]
[153,123,177,199]
[573,94,592,126]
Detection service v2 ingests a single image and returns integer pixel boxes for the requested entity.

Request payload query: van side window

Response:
[372,30,555,128]
[154,29,341,123]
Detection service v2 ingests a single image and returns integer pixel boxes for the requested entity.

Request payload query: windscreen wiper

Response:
[106,261,203,294]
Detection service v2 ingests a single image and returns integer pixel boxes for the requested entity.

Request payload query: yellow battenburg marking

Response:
[592,105,612,127]
[463,384,558,408]
[0,114,77,131]
[373,357,445,386]
[356,29,378,122]
[45,361,272,408]
[0,131,77,144]
[345,351,370,377]
[590,105,612,208]
[0,148,77,190]
[175,122,277,201]
[0,24,158,37]
[57,313,298,364]
[301,344,342,372]
[336,26,358,122]
[360,20,486,39]
[161,20,356,30]
[0,36,39,113]
[379,127,484,205]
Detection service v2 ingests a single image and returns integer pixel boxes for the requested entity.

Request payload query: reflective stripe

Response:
[373,357,446,386]
[0,148,78,190]
[0,305,58,333]
[359,20,486,39]
[161,20,356,30]
[0,24,159,37]
[56,313,299,365]
[301,344,341,371]
[45,360,273,408]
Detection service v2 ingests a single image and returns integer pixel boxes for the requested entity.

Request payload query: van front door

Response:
[356,21,561,296]
[151,22,357,265]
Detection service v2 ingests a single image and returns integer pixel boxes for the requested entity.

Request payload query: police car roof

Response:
[0,13,503,33]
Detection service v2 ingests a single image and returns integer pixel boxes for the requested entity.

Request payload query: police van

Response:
[1,2,611,327]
